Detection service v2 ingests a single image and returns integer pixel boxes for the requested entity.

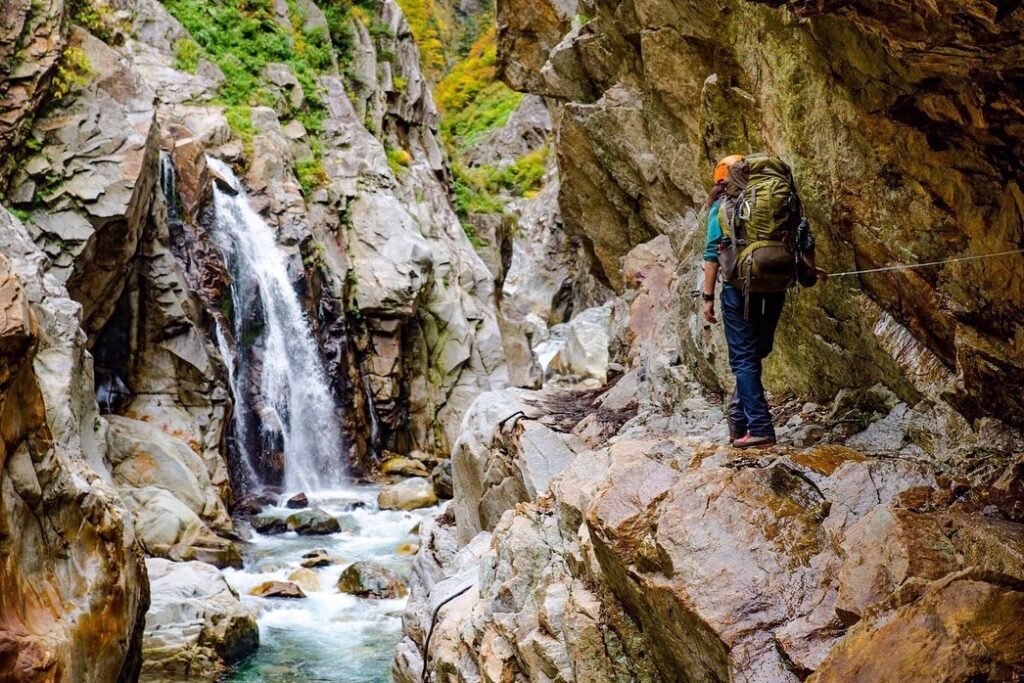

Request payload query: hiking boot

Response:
[732,434,776,449]
[727,388,747,441]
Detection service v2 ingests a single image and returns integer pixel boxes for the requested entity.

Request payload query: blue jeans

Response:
[721,284,785,439]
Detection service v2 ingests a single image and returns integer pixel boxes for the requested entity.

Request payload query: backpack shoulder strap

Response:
[717,201,733,239]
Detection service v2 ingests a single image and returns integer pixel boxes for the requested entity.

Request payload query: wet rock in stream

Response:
[381,456,431,478]
[300,548,345,568]
[378,477,438,511]
[285,492,310,509]
[287,568,321,593]
[143,559,258,679]
[250,580,307,599]
[337,561,409,599]
[251,514,288,535]
[286,508,342,535]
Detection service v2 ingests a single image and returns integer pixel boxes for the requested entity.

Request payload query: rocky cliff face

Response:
[397,231,1024,682]
[496,0,1024,427]
[0,208,148,683]
[0,0,521,675]
[396,2,1024,680]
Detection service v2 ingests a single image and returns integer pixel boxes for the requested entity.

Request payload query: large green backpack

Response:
[717,153,803,295]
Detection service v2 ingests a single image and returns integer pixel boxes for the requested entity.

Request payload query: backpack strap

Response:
[717,201,732,240]
[718,199,747,244]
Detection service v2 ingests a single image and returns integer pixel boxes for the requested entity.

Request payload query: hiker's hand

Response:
[815,267,829,281]
[703,300,717,324]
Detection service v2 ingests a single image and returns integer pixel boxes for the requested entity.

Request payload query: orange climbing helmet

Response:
[713,154,744,183]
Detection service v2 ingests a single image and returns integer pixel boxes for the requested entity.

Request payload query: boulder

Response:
[250,580,307,599]
[261,62,305,112]
[451,389,580,543]
[563,304,611,383]
[121,487,241,568]
[300,548,344,568]
[337,561,408,599]
[251,513,288,535]
[142,559,258,679]
[235,489,280,516]
[285,492,310,509]
[286,508,342,535]
[106,415,232,532]
[382,455,431,478]
[378,477,438,511]
[430,460,454,499]
[177,538,243,570]
[809,575,1024,682]
[287,568,321,593]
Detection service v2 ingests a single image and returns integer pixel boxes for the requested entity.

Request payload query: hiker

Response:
[700,154,826,448]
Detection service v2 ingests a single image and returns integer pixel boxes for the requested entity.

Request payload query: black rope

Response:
[420,582,474,682]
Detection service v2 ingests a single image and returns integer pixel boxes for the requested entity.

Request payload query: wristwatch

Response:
[702,292,714,302]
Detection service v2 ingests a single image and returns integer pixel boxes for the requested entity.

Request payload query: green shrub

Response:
[295,158,329,196]
[435,26,522,152]
[225,106,255,140]
[449,146,548,219]
[163,0,331,127]
[394,0,452,80]
[451,163,504,216]
[225,105,256,159]
[51,46,93,100]
[173,37,202,73]
[460,219,487,248]
[483,146,548,197]
[68,0,125,43]
[9,207,32,223]
[386,147,413,176]
[367,22,396,39]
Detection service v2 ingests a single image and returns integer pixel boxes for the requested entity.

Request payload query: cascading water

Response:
[181,157,433,683]
[207,157,345,493]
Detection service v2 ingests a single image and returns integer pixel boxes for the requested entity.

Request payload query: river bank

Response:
[223,485,434,682]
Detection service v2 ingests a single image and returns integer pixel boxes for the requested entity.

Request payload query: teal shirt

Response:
[704,200,723,262]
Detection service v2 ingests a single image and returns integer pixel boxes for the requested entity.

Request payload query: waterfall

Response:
[215,325,260,488]
[207,157,345,493]
[159,153,182,234]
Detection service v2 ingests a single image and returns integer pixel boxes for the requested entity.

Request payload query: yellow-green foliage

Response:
[435,19,547,221]
[435,26,522,152]
[173,37,202,73]
[225,105,256,158]
[486,146,548,198]
[295,158,329,196]
[452,146,548,216]
[452,163,504,216]
[394,0,452,80]
[68,0,125,43]
[386,147,413,175]
[51,46,93,100]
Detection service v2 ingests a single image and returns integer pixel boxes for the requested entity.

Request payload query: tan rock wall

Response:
[496,0,1024,426]
[0,209,147,683]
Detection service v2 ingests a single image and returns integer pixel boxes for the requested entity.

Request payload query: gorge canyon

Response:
[1,0,1022,681]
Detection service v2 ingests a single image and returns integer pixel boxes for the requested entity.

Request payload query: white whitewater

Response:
[208,157,345,493]
[223,486,432,682]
